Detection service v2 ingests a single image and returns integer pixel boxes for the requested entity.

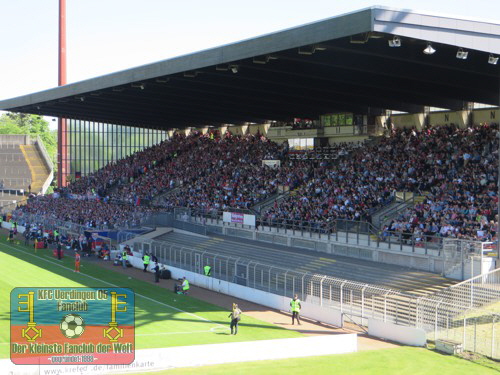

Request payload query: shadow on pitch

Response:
[0,233,292,333]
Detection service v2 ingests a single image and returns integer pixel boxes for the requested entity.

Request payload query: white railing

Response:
[34,136,54,194]
[130,236,499,359]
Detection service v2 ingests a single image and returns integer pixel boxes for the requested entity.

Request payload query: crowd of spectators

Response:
[68,133,194,197]
[12,122,500,242]
[149,133,287,211]
[14,195,154,229]
[12,133,198,229]
[13,131,289,227]
[262,124,499,242]
[380,124,498,242]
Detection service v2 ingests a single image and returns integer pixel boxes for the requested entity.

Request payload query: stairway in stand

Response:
[20,145,51,194]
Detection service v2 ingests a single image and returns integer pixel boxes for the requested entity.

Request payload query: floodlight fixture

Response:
[298,46,314,55]
[456,48,468,60]
[131,83,145,90]
[229,65,239,74]
[388,36,401,47]
[253,56,269,64]
[350,33,370,44]
[423,43,436,55]
[488,54,499,65]
[183,71,198,78]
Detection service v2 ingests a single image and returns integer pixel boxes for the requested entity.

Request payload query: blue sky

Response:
[0,0,498,101]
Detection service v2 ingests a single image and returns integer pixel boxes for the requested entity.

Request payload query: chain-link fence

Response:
[416,303,499,359]
[415,267,500,358]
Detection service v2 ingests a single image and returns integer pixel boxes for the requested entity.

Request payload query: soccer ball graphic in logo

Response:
[60,314,85,339]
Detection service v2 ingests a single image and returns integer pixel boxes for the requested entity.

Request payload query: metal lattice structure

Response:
[138,237,500,359]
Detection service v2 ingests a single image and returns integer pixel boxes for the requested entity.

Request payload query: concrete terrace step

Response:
[152,232,455,296]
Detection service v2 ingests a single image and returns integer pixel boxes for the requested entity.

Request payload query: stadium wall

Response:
[0,134,31,145]
[201,220,446,274]
[387,108,497,131]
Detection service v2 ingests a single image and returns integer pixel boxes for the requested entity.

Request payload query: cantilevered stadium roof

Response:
[0,6,499,129]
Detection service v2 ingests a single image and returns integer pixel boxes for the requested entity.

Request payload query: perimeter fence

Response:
[138,237,500,359]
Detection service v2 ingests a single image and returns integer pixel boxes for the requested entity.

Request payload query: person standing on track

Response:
[142,252,150,272]
[56,241,63,260]
[181,276,190,294]
[74,251,81,273]
[228,303,242,335]
[24,228,30,246]
[204,264,212,276]
[7,228,14,242]
[290,294,302,325]
[121,249,128,269]
[153,261,160,283]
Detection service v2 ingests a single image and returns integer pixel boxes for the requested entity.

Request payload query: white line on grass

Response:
[2,242,225,328]
[136,329,223,337]
[0,331,220,344]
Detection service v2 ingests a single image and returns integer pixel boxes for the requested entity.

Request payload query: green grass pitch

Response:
[0,236,302,359]
[1,235,497,375]
[144,347,499,375]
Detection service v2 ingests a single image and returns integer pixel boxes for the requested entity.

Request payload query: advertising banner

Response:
[223,212,256,226]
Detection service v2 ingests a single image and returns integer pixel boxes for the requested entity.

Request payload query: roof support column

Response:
[57,0,68,187]
[464,101,474,128]
[497,76,500,262]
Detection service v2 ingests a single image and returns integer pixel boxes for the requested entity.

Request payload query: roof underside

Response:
[1,7,499,129]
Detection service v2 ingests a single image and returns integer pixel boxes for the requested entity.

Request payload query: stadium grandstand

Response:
[0,134,53,214]
[1,6,500,368]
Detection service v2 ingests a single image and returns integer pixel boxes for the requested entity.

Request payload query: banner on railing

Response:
[262,160,281,168]
[223,212,256,226]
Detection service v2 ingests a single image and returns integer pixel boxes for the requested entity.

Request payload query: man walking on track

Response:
[290,294,302,325]
[228,303,242,335]
[74,251,81,273]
